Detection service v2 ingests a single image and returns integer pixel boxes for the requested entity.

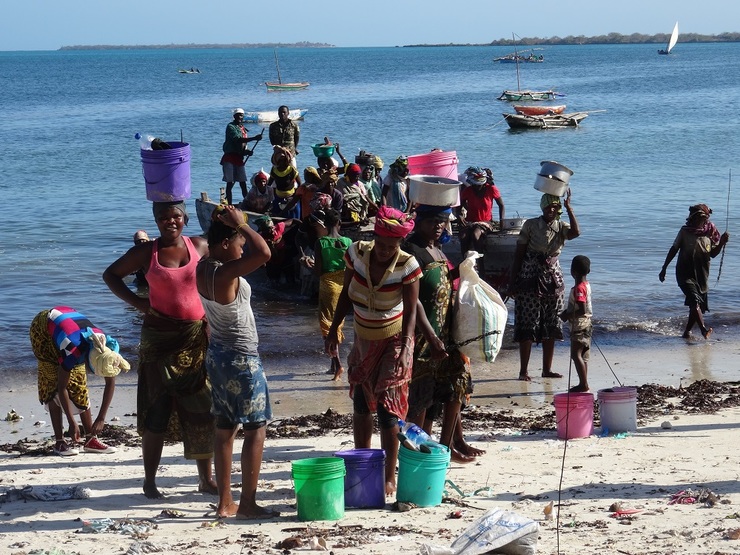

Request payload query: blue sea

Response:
[2,43,739,378]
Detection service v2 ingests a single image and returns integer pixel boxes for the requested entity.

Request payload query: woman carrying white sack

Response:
[30,306,131,456]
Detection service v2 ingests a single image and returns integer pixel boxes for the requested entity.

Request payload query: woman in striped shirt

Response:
[326,206,421,496]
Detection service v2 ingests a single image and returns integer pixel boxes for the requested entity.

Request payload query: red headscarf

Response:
[374,206,415,238]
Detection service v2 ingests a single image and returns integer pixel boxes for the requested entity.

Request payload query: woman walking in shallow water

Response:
[659,204,729,339]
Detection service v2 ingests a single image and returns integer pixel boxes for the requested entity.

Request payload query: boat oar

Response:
[244,128,265,164]
[716,169,732,285]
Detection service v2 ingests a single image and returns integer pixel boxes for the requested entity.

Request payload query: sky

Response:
[3,0,738,51]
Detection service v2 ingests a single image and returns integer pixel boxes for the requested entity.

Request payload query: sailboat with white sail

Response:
[658,22,679,55]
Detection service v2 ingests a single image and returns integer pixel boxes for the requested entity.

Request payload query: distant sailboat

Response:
[265,49,309,92]
[658,22,679,55]
[498,33,561,102]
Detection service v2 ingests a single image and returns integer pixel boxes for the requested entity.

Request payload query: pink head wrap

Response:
[374,206,415,238]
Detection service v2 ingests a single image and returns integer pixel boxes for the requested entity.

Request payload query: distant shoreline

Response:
[404,31,740,48]
[58,41,334,51]
[57,32,739,51]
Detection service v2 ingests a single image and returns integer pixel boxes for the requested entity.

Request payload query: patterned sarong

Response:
[138,310,214,460]
[30,310,89,411]
[319,270,345,342]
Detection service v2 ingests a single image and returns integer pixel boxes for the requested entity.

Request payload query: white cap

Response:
[233,108,245,116]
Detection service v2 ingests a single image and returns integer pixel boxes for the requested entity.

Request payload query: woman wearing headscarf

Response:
[103,200,217,499]
[509,190,580,381]
[381,156,410,212]
[659,204,729,339]
[325,206,421,495]
[403,205,484,464]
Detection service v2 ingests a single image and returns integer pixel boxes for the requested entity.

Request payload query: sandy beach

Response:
[3,339,740,555]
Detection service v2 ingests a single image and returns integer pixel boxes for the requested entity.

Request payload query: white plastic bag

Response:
[420,508,539,555]
[452,251,508,364]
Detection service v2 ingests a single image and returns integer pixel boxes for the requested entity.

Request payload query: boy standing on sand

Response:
[560,255,592,392]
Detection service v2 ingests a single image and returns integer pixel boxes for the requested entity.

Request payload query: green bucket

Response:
[396,444,450,507]
[291,457,346,521]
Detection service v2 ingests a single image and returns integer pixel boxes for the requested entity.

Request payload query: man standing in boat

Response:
[269,105,300,167]
[221,108,262,205]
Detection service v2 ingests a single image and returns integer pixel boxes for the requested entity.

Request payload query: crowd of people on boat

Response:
[28,104,728,519]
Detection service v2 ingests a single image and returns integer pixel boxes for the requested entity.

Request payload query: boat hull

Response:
[498,90,558,102]
[503,112,588,129]
[513,104,566,116]
[243,108,307,123]
[265,82,309,91]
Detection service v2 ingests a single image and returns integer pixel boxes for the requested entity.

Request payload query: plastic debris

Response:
[5,410,22,422]
[79,517,155,535]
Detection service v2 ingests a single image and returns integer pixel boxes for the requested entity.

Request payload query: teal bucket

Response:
[291,457,346,521]
[396,444,451,507]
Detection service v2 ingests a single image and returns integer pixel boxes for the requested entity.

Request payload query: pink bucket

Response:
[407,150,459,180]
[554,392,594,439]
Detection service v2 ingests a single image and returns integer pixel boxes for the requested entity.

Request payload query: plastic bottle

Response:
[135,133,155,150]
[398,420,433,447]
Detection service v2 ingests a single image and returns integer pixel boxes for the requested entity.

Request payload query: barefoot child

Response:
[560,255,592,392]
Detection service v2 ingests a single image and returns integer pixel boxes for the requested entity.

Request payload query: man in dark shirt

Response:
[269,105,300,165]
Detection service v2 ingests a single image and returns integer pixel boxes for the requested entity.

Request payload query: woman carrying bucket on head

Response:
[509,190,580,382]
[325,206,422,496]
[103,201,217,500]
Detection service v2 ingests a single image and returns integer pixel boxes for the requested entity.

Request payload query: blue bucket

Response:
[334,449,386,509]
[141,142,191,201]
[396,444,450,507]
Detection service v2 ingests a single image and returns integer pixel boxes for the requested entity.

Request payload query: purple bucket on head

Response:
[334,448,386,509]
[141,141,191,201]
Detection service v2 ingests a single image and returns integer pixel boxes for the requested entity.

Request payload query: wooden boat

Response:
[513,104,566,116]
[498,35,560,102]
[243,108,307,124]
[499,90,560,102]
[265,49,309,92]
[494,50,544,63]
[658,22,679,55]
[197,189,523,294]
[503,112,588,129]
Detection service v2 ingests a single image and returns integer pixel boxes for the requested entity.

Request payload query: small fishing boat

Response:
[494,50,544,63]
[178,68,200,74]
[658,22,679,55]
[503,112,588,129]
[513,104,566,116]
[498,34,561,102]
[265,49,309,92]
[499,90,560,102]
[243,108,307,123]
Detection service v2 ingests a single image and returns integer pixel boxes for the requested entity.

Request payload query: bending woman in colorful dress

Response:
[659,203,729,339]
[196,205,275,519]
[30,306,130,456]
[325,206,421,496]
[103,201,217,499]
[509,191,580,382]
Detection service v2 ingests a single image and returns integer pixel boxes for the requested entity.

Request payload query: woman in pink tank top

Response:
[104,201,217,499]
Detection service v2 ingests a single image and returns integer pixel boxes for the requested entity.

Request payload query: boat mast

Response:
[513,33,522,92]
[273,49,283,84]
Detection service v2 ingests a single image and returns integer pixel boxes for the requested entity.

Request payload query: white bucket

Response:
[408,175,461,207]
[598,387,637,433]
